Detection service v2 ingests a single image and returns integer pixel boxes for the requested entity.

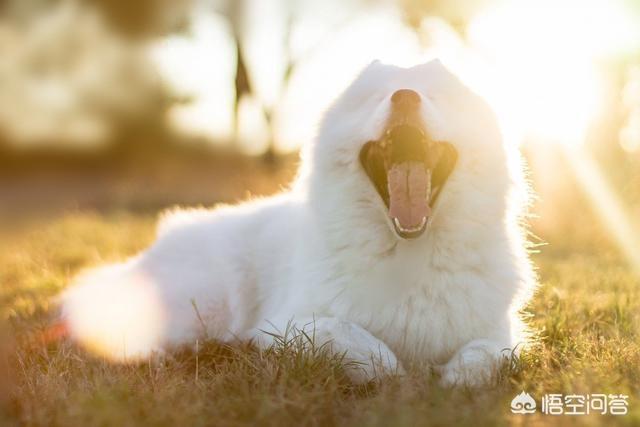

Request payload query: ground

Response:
[1,154,640,426]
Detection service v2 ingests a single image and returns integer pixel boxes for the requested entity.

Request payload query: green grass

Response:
[2,208,640,426]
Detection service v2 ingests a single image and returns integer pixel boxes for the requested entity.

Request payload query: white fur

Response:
[61,60,536,386]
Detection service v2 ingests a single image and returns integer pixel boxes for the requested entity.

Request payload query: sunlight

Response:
[464,0,640,273]
[465,0,637,145]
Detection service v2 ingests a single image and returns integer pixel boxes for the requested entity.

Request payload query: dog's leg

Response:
[247,317,404,384]
[435,338,512,388]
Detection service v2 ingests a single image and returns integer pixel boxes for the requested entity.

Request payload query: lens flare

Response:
[63,265,165,361]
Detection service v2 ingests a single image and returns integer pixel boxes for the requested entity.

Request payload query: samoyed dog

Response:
[62,59,536,387]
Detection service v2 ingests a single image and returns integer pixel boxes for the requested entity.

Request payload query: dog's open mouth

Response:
[360,124,458,239]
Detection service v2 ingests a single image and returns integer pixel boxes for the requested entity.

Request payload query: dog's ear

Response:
[421,58,447,72]
[361,60,383,73]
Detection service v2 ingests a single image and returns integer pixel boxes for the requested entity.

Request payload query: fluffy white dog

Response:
[62,59,536,387]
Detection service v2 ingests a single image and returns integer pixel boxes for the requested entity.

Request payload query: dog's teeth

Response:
[393,217,427,233]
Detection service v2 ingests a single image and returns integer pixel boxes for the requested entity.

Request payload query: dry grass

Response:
[2,156,640,426]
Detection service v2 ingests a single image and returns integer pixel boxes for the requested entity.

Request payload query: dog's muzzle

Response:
[359,89,458,239]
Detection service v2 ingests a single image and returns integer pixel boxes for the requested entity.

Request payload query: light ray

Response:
[562,144,640,274]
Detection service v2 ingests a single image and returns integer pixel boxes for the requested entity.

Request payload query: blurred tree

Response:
[84,0,191,38]
[224,0,254,153]
[1,0,191,38]
[0,1,179,152]
[218,0,282,161]
[217,0,362,161]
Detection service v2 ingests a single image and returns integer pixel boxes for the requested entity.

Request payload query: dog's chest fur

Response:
[313,237,510,365]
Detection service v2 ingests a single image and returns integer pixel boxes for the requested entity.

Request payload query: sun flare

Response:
[461,0,639,148]
[463,0,640,273]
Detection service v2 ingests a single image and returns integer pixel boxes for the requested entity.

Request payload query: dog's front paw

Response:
[309,318,405,384]
[339,340,405,384]
[435,360,494,388]
[435,340,508,388]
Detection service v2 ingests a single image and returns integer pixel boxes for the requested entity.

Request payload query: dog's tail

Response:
[60,260,166,361]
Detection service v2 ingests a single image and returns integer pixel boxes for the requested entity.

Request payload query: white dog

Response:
[62,59,536,387]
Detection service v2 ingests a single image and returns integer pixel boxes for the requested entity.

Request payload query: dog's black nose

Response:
[391,89,421,107]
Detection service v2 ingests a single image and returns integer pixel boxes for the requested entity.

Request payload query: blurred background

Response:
[0,0,639,269]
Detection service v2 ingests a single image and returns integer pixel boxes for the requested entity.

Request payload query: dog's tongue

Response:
[388,162,430,229]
